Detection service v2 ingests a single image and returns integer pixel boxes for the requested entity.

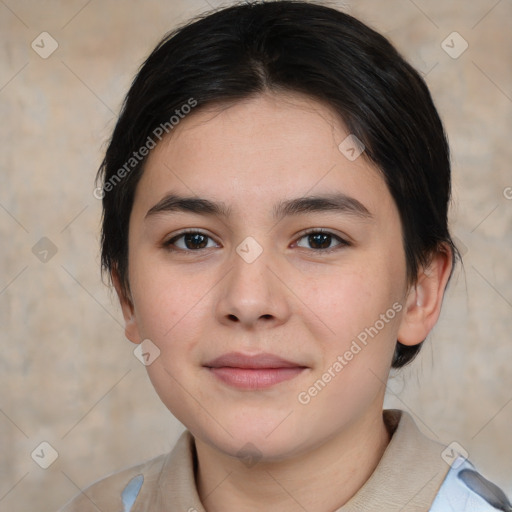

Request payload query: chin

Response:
[195,415,306,461]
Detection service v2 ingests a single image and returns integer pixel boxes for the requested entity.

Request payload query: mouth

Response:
[204,352,308,390]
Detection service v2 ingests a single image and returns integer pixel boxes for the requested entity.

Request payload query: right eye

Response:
[163,230,220,252]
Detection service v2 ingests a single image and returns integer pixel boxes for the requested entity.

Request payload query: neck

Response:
[195,407,391,512]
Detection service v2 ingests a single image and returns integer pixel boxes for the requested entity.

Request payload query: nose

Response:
[214,242,291,330]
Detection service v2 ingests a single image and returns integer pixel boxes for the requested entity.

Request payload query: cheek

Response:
[304,261,405,379]
[128,254,208,346]
[307,262,400,330]
[300,271,402,402]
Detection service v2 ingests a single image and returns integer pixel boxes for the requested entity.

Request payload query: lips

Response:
[205,352,305,369]
[204,352,307,390]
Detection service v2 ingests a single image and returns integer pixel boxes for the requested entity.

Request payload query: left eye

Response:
[295,230,348,251]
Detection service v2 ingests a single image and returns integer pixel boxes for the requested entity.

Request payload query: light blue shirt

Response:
[430,456,511,511]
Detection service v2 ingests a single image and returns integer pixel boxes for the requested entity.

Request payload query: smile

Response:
[204,352,308,390]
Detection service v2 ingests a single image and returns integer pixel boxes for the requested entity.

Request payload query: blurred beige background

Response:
[0,0,511,510]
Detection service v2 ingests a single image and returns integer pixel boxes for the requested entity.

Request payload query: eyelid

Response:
[295,227,349,240]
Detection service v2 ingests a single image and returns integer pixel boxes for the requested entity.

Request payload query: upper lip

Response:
[204,352,306,369]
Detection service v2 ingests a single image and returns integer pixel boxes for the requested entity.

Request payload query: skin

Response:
[114,92,452,511]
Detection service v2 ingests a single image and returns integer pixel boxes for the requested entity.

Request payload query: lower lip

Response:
[207,367,305,390]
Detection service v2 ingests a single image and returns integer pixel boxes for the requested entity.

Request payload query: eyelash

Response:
[162,228,350,254]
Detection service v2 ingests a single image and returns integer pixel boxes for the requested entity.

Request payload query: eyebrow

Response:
[145,192,372,221]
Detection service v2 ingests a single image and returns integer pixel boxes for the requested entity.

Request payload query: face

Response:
[120,92,412,461]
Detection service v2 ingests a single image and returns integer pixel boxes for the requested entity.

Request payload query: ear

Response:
[397,244,453,347]
[112,268,142,345]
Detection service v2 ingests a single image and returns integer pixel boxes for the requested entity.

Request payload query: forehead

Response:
[133,92,393,221]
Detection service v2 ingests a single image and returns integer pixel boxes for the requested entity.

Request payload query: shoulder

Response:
[430,456,512,512]
[372,410,511,511]
[58,429,203,512]
[58,451,168,512]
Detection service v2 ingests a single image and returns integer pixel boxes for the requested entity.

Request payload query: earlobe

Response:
[397,245,453,347]
[111,268,142,345]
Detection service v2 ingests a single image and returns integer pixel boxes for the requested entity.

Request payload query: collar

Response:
[134,409,450,511]
[334,409,450,511]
